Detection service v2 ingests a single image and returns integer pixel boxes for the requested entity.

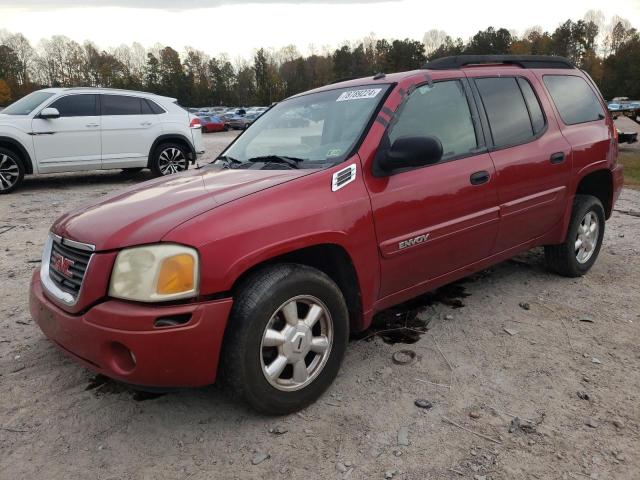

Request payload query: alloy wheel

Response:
[0,154,20,191]
[158,148,188,175]
[260,295,333,391]
[575,211,599,264]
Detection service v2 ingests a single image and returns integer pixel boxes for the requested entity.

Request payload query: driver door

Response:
[364,79,500,298]
[31,94,101,173]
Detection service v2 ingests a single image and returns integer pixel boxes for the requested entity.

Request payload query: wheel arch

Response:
[0,137,34,174]
[230,243,364,334]
[148,134,196,167]
[575,168,613,219]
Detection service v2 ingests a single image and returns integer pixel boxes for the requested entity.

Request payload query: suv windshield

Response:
[2,91,55,116]
[219,84,390,168]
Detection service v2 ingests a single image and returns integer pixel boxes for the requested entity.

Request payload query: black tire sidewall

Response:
[150,143,189,177]
[0,148,25,194]
[223,265,349,415]
[566,195,606,275]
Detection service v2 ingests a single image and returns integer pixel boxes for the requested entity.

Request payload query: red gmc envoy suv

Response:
[30,55,623,414]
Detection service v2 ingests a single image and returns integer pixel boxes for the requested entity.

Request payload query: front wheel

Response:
[544,194,605,277]
[0,148,25,194]
[220,264,349,414]
[150,143,189,177]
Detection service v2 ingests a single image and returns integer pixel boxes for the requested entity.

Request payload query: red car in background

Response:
[199,115,227,133]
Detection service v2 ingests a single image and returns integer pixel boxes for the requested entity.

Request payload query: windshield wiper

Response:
[214,155,243,168]
[247,155,304,169]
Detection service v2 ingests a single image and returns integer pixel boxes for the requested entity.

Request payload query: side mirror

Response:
[40,107,60,119]
[377,135,443,173]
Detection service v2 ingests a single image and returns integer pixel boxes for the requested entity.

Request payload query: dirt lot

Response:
[1,131,639,480]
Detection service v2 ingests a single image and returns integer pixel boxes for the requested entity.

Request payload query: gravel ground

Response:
[1,131,639,479]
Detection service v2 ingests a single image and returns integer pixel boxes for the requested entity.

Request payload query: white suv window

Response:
[101,95,148,116]
[48,94,98,117]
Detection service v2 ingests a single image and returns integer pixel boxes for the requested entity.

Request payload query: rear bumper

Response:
[29,270,233,388]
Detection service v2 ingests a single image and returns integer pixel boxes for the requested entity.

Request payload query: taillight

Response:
[190,117,202,129]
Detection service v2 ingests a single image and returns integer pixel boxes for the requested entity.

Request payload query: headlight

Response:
[109,244,199,302]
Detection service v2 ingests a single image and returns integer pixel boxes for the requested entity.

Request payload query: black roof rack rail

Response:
[423,55,574,70]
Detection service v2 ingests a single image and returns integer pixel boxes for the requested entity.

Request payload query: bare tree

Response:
[423,29,448,56]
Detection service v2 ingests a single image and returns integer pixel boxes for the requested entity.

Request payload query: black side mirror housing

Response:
[376,135,443,174]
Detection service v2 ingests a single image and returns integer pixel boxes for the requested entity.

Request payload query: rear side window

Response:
[476,77,534,148]
[49,94,98,117]
[543,75,605,125]
[517,78,546,134]
[389,80,478,162]
[102,95,143,115]
[144,99,165,114]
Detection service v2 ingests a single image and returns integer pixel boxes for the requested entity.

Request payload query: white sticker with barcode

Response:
[336,88,382,102]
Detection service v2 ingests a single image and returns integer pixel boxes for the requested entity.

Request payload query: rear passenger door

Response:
[469,74,572,252]
[100,95,163,169]
[366,79,500,298]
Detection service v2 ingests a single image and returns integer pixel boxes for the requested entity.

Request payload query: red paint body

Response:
[200,116,226,133]
[30,66,623,388]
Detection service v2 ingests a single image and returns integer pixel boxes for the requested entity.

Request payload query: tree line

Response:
[0,10,638,107]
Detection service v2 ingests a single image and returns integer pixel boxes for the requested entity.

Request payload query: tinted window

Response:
[517,78,546,134]
[476,77,533,148]
[141,99,154,115]
[389,80,478,161]
[49,94,98,117]
[2,91,55,115]
[145,99,165,114]
[102,95,143,115]
[543,75,605,125]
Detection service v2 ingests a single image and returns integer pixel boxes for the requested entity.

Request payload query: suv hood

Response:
[52,166,312,250]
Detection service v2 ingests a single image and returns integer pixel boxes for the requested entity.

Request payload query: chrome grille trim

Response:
[40,234,94,307]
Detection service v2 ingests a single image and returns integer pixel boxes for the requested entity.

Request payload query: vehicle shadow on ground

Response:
[20,170,156,193]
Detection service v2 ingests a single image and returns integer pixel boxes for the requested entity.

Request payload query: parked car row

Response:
[196,107,267,132]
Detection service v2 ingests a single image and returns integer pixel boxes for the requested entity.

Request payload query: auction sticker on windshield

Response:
[336,88,382,102]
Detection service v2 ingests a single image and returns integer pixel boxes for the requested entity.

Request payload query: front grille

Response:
[48,239,92,297]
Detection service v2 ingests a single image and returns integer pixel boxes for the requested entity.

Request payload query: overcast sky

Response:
[2,0,640,58]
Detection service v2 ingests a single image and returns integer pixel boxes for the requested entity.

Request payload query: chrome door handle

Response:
[140,122,152,127]
[86,123,99,128]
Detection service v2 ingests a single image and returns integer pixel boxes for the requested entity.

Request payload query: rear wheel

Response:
[150,143,189,177]
[0,148,25,194]
[220,264,349,414]
[545,195,605,277]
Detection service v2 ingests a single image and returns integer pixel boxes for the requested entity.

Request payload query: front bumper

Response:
[30,270,233,388]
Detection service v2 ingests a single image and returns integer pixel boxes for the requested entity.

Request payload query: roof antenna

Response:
[373,72,386,80]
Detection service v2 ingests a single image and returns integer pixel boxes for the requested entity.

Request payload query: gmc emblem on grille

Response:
[398,233,429,250]
[51,252,75,278]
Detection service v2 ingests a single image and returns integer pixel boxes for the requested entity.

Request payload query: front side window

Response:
[2,91,55,116]
[102,95,144,116]
[388,80,478,161]
[220,84,390,168]
[49,94,98,117]
[543,75,605,125]
[476,77,535,148]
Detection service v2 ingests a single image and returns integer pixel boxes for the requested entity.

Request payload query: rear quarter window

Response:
[543,75,605,125]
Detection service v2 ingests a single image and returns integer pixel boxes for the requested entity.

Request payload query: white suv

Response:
[0,88,205,193]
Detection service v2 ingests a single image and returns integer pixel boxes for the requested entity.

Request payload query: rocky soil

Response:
[1,131,639,479]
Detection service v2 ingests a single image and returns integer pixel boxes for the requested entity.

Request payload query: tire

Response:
[544,194,605,277]
[0,147,25,194]
[150,143,189,177]
[120,167,144,174]
[220,264,349,415]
